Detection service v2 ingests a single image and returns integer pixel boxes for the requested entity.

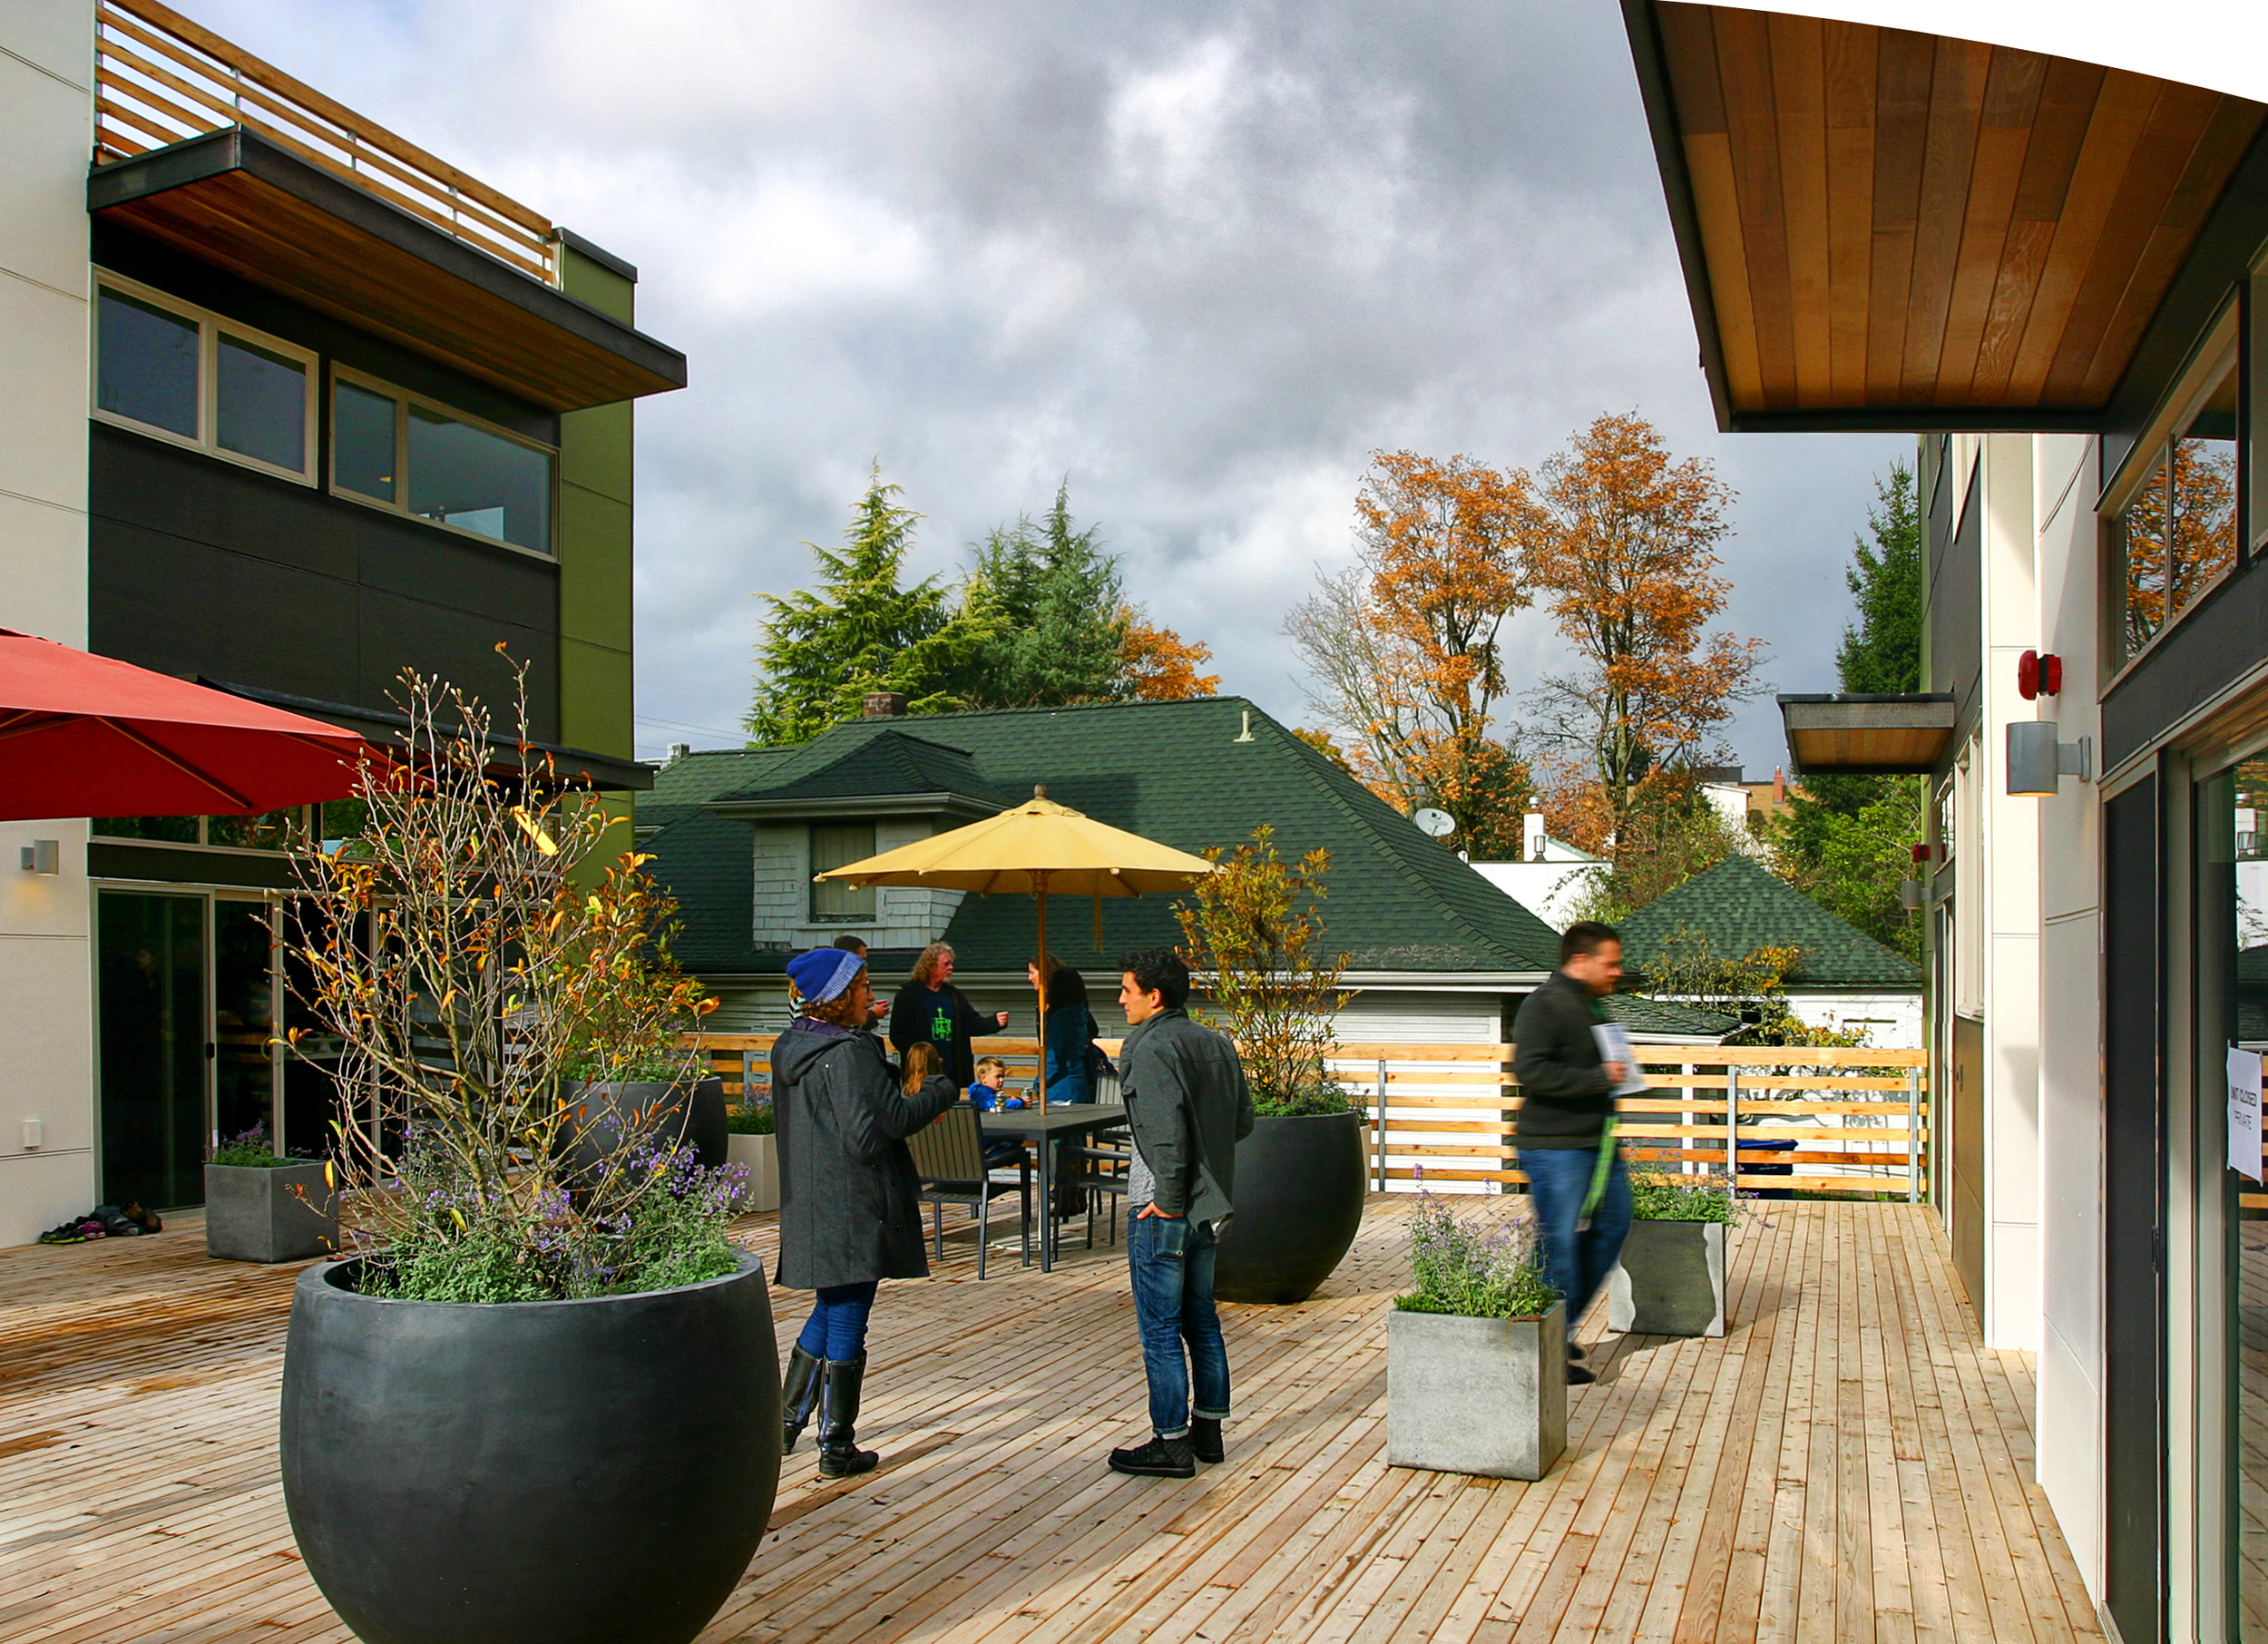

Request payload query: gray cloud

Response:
[196,0,1908,769]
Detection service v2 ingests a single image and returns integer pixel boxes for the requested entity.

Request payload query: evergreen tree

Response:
[1835,459,1922,696]
[744,470,990,745]
[1765,459,1927,959]
[963,483,1129,707]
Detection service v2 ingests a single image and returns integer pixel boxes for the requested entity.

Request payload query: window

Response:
[331,370,555,553]
[92,275,316,483]
[95,812,302,851]
[809,823,877,921]
[2107,324,2240,670]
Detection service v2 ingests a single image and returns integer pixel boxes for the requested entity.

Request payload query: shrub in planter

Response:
[1607,1170,1735,1338]
[206,1123,337,1264]
[1176,825,1364,1305]
[275,664,768,1644]
[1387,1196,1565,1480]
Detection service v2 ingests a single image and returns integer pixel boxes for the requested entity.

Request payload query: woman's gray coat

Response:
[770,1018,957,1290]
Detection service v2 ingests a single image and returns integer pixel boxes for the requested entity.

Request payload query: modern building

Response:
[0,0,681,1245]
[1617,852,1923,1048]
[1622,2,2266,1635]
[1468,810,1608,931]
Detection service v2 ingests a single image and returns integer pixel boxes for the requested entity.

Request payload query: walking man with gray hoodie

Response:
[1108,948,1256,1478]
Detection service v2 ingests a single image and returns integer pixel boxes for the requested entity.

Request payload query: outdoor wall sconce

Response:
[2018,650,2063,700]
[2007,721,2092,796]
[17,840,58,875]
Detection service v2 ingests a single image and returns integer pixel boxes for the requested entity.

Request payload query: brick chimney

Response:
[863,692,909,719]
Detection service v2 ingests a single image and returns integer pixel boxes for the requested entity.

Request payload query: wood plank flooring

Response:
[0,1199,2096,1642]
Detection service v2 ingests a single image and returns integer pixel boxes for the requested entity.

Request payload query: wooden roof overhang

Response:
[89,128,688,415]
[1622,1,2268,432]
[1779,693,1956,775]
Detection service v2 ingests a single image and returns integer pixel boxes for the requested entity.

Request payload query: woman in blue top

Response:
[1031,963,1108,1218]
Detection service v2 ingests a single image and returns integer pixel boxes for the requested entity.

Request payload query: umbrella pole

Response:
[1034,878,1049,1114]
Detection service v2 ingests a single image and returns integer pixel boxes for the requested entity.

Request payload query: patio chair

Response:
[905,1104,1030,1278]
[1064,1123,1132,1249]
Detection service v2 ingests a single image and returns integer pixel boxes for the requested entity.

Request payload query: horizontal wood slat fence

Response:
[95,0,562,283]
[689,1034,1931,1202]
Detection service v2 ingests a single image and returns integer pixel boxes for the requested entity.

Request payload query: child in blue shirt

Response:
[966,1055,1028,1169]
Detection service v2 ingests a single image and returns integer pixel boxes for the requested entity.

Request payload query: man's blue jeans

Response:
[1128,1212,1230,1438]
[1520,1144,1633,1331]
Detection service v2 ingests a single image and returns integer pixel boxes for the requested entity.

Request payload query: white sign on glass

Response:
[2229,1046,2263,1182]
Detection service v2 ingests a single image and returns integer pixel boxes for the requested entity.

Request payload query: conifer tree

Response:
[744,470,987,745]
[965,483,1129,707]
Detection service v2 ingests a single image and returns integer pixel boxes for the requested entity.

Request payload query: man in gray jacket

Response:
[1109,948,1256,1478]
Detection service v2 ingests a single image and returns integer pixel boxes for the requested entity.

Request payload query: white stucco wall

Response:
[1469,860,1601,931]
[1784,989,1923,1051]
[0,0,94,1248]
[2030,433,2106,1598]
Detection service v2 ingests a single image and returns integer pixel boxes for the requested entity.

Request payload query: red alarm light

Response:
[2019,651,2063,700]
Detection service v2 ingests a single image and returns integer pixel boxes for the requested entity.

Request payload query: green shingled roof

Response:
[644,697,1564,979]
[719,729,1011,809]
[1606,995,1741,1038]
[1617,853,1921,988]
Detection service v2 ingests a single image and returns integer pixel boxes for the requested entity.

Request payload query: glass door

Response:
[97,890,207,1209]
[2203,757,2268,1634]
[212,899,279,1150]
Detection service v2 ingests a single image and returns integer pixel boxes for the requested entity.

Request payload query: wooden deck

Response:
[0,1199,2096,1643]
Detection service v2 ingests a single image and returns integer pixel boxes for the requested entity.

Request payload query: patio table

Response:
[980,1103,1128,1271]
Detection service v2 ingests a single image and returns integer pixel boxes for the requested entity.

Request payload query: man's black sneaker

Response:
[1190,1417,1224,1464]
[1567,1363,1597,1386]
[1568,1340,1587,1362]
[1109,1434,1196,1478]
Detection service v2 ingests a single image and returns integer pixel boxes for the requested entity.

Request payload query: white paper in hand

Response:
[1591,1023,1650,1096]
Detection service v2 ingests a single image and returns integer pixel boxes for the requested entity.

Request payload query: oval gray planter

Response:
[280,1253,778,1644]
[1607,1218,1726,1336]
[205,1160,337,1263]
[1212,1110,1366,1305]
[562,1075,728,1177]
[1386,1301,1566,1480]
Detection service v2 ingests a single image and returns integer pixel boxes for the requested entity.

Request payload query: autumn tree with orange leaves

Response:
[1119,607,1220,700]
[1521,413,1764,854]
[1286,450,1533,856]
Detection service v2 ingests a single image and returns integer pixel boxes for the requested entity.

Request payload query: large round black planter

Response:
[1213,1110,1367,1305]
[562,1075,728,1176]
[281,1254,778,1644]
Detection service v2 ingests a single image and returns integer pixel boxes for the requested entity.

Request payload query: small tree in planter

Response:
[727,1087,778,1212]
[204,1121,337,1264]
[274,661,776,1644]
[1608,1170,1736,1337]
[1387,1195,1565,1479]
[1175,826,1363,1303]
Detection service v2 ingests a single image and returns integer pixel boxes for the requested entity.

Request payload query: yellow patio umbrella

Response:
[814,787,1215,1107]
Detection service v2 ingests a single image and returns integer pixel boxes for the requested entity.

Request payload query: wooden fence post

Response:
[1907,1068,1921,1204]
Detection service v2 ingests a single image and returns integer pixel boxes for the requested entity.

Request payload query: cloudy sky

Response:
[197,0,1908,774]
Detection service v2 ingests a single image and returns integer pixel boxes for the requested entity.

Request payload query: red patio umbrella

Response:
[0,628,371,820]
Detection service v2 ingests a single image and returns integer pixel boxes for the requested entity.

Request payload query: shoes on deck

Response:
[36,1221,90,1245]
[1567,1363,1597,1386]
[1190,1417,1224,1465]
[1109,1433,1196,1478]
[1567,1340,1586,1362]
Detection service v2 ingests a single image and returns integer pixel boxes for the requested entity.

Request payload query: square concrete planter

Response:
[1608,1218,1726,1336]
[728,1132,779,1212]
[1386,1301,1566,1480]
[204,1161,337,1263]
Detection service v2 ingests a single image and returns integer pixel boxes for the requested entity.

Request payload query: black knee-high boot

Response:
[817,1355,878,1478]
[780,1345,823,1454]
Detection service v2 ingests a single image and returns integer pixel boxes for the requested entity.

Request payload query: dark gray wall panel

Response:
[1927,463,1983,739]
[2102,560,2268,771]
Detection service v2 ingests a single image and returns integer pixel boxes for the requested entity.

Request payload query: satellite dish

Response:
[1413,807,1457,838]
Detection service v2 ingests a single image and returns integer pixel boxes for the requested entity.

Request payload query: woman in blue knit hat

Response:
[772,944,957,1477]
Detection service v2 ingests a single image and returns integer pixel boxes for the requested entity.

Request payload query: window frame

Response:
[90,270,318,487]
[2102,301,2244,684]
[327,365,559,559]
[807,822,879,923]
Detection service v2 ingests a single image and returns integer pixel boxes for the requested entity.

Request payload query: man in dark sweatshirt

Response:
[1512,921,1635,1385]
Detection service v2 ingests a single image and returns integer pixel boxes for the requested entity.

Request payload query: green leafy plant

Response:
[209,1121,292,1168]
[1628,1168,1737,1223]
[727,1098,775,1136]
[1173,824,1354,1117]
[283,658,736,1303]
[1393,1194,1559,1318]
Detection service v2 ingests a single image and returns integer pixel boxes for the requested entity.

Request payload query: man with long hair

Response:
[887,942,1007,1088]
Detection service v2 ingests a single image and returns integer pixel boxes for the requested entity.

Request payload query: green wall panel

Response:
[556,244,637,761]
